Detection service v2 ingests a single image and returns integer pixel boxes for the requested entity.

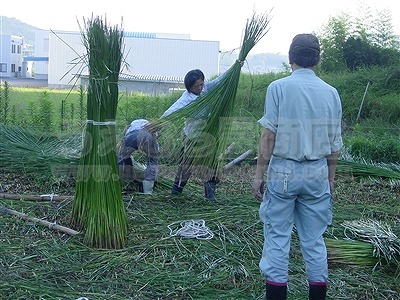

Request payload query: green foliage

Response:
[318,6,400,72]
[345,123,400,163]
[236,72,286,119]
[9,105,17,125]
[318,13,350,72]
[117,92,169,124]
[370,9,399,49]
[78,84,86,122]
[21,91,54,132]
[37,91,53,132]
[0,81,11,124]
[343,37,400,70]
[2,67,400,167]
[320,67,400,124]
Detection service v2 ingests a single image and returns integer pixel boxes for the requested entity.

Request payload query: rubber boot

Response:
[142,180,154,195]
[171,181,186,194]
[266,281,287,300]
[204,180,217,201]
[309,283,327,300]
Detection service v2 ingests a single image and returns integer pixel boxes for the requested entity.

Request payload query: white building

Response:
[0,34,24,78]
[33,29,220,93]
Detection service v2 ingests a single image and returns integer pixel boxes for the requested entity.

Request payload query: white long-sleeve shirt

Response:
[125,119,149,135]
[161,72,227,136]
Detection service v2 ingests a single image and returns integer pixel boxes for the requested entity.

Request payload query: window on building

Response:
[43,38,49,53]
[11,44,16,53]
[17,45,21,54]
[0,63,7,73]
[11,64,16,72]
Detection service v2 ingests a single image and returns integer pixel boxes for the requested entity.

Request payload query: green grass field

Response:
[0,72,399,299]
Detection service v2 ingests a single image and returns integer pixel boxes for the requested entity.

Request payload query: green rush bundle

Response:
[0,123,80,177]
[326,238,379,267]
[326,219,400,269]
[147,11,271,177]
[337,159,400,180]
[70,16,127,249]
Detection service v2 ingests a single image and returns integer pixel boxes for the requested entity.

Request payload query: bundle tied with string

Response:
[146,11,271,179]
[70,16,127,249]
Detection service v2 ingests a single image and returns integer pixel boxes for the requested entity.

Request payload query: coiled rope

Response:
[167,219,214,240]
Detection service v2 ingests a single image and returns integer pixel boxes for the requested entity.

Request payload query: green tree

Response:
[318,14,350,72]
[318,4,400,72]
[353,2,374,41]
[371,9,399,50]
[0,81,11,124]
[342,37,379,70]
[38,91,53,132]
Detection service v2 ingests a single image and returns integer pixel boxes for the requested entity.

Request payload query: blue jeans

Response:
[118,129,159,181]
[259,156,332,284]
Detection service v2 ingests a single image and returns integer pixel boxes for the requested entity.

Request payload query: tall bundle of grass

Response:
[326,219,400,269]
[148,11,271,175]
[70,16,127,249]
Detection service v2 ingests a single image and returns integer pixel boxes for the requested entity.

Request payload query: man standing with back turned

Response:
[252,34,343,300]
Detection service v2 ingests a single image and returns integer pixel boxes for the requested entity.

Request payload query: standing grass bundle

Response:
[70,16,127,249]
[148,11,271,176]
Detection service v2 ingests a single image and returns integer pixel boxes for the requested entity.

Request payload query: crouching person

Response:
[117,119,160,194]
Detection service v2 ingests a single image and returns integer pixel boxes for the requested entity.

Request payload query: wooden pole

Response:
[0,207,80,235]
[356,81,370,122]
[223,149,252,170]
[0,193,73,202]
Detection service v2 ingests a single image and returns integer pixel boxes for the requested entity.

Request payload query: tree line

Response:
[317,5,400,72]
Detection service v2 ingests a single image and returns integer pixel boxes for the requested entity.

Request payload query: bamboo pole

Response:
[0,193,73,202]
[356,81,370,122]
[0,207,80,235]
[223,149,252,170]
[224,142,236,155]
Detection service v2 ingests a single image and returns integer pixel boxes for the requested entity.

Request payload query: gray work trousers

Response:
[259,156,332,284]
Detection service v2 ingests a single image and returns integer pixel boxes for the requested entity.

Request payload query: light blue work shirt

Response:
[258,68,343,161]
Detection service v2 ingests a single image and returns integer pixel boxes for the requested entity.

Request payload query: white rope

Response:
[167,219,214,240]
[81,120,117,148]
[40,193,58,201]
[86,120,116,126]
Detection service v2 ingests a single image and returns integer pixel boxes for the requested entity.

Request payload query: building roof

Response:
[123,31,156,38]
[119,72,184,83]
[79,72,183,83]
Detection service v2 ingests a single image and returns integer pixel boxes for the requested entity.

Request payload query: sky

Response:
[1,0,399,54]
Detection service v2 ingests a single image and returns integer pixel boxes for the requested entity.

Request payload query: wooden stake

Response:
[223,149,252,170]
[0,193,72,202]
[356,81,370,122]
[0,207,80,235]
